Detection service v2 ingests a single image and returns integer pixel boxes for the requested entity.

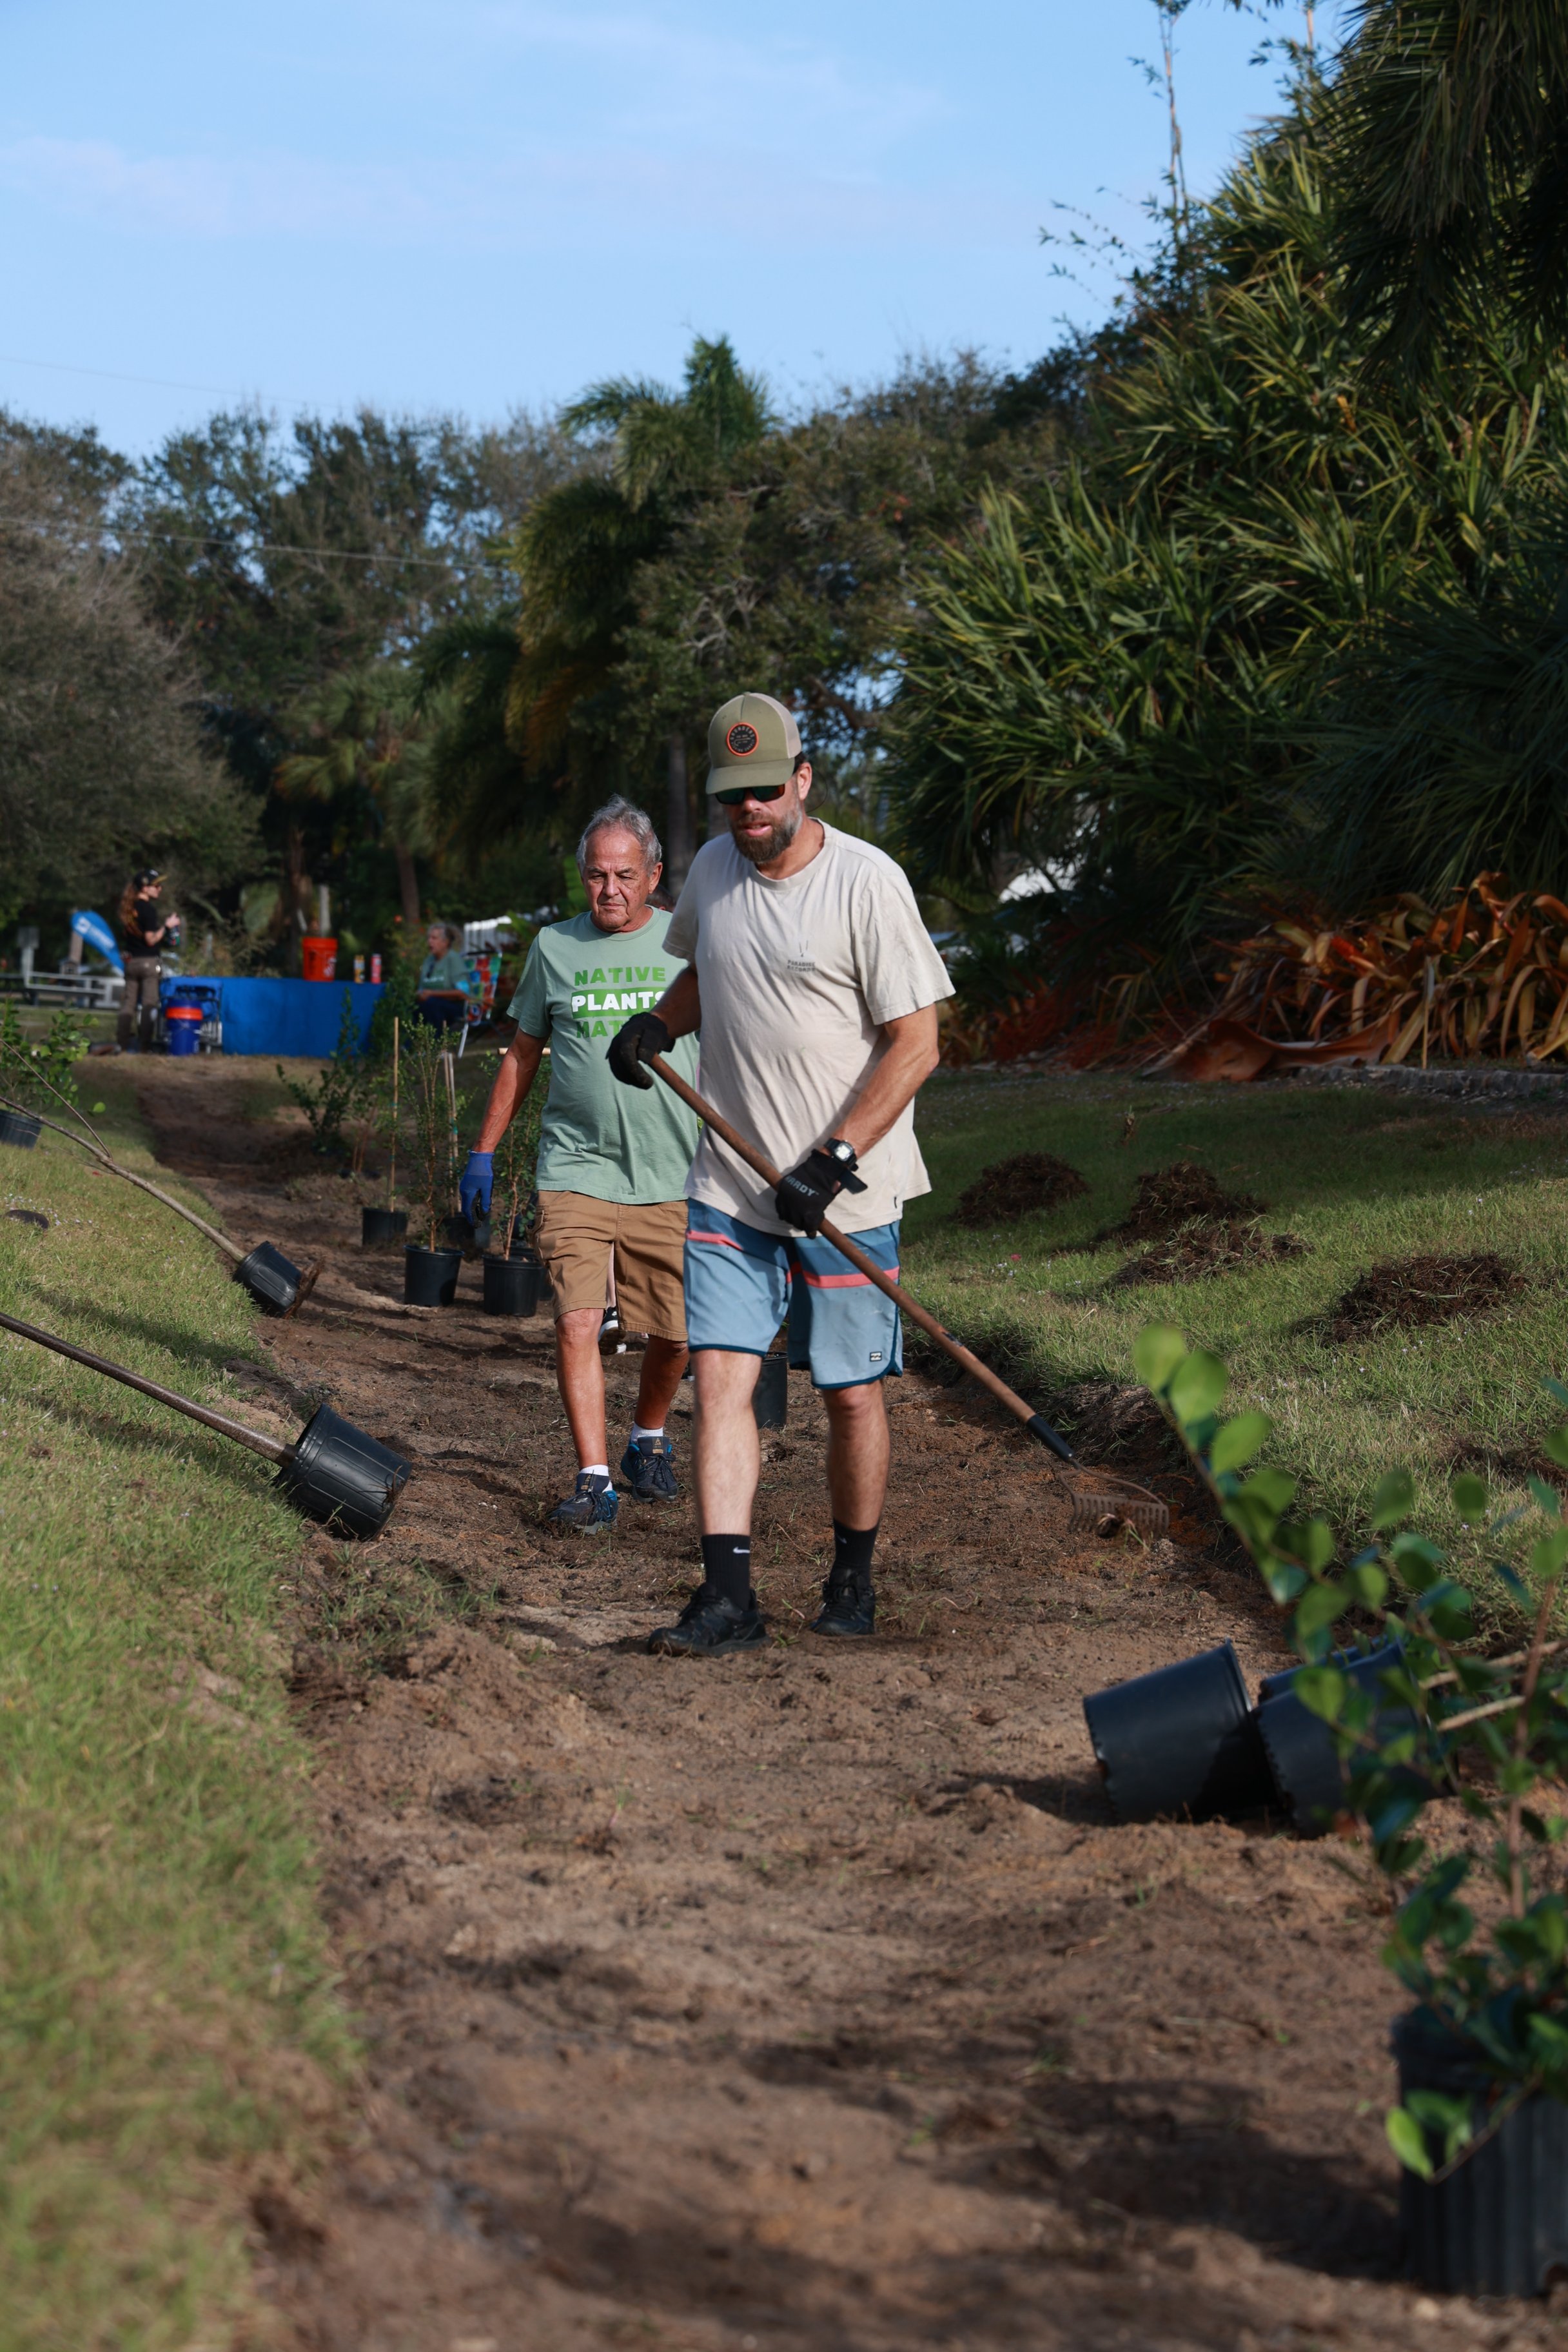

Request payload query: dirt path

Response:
[132,1063,1563,2351]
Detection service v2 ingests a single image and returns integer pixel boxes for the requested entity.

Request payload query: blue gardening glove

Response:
[459,1150,493,1221]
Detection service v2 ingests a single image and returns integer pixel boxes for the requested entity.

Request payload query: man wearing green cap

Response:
[609,692,953,1655]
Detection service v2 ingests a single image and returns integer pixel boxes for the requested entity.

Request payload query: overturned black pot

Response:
[405,1243,462,1306]
[1394,2007,1568,2296]
[361,1206,408,1252]
[482,1252,542,1317]
[1084,1640,1275,1824]
[0,1308,408,1538]
[754,1353,788,1431]
[1257,1640,1411,1836]
[233,1240,319,1319]
[276,1402,410,1539]
[0,1108,41,1149]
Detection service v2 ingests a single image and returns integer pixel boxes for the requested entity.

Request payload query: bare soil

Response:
[1329,1253,1526,1344]
[124,1062,1568,2349]
[956,1154,1090,1228]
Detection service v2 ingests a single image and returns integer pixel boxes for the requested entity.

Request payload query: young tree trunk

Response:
[665,734,693,892]
[284,824,308,977]
[392,838,421,933]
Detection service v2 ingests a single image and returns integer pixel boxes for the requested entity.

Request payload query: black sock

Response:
[700,1534,752,1607]
[831,1521,878,1587]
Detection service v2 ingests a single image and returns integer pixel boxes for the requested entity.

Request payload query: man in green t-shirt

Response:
[460,797,701,1528]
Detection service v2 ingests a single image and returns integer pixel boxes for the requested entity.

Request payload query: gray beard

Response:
[731,803,803,867]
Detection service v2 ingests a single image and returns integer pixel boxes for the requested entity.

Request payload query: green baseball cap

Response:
[706,692,802,794]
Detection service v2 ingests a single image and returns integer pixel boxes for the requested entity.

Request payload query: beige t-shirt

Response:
[664,823,954,1235]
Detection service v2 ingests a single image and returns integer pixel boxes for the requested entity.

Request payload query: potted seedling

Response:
[0,1004,89,1146]
[481,1081,544,1318]
[401,1018,462,1305]
[360,1012,407,1253]
[1135,1322,1568,2298]
[1,1024,320,1316]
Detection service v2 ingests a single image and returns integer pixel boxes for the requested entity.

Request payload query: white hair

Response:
[576,796,662,875]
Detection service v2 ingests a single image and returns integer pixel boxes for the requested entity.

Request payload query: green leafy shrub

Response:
[1135,1320,1568,2182]
[0,1003,92,1113]
[277,991,371,1159]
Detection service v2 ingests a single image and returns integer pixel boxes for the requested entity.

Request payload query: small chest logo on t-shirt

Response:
[786,934,816,977]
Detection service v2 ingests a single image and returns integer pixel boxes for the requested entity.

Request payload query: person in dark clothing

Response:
[116,870,171,1051]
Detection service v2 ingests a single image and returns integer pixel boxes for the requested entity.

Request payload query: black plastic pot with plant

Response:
[3,1088,320,1318]
[482,1253,542,1317]
[361,1206,407,1251]
[753,1352,789,1431]
[1135,1323,1568,2298]
[0,1307,407,1537]
[0,1108,40,1148]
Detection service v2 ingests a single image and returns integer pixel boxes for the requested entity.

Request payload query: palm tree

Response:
[277,665,436,932]
[513,336,773,883]
[1326,0,1568,368]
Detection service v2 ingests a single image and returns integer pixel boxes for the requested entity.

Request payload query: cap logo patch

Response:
[725,721,759,757]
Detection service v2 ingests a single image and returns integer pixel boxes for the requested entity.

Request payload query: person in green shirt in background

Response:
[460,798,701,1528]
[417,920,477,1033]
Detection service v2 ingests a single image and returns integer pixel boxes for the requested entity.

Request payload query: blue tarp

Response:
[159,975,386,1058]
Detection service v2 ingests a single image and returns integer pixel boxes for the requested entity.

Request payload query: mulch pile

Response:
[956,1150,1089,1226]
[1112,1219,1308,1288]
[1329,1251,1525,1342]
[1101,1160,1265,1244]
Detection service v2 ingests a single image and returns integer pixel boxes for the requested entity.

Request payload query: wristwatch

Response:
[824,1137,859,1171]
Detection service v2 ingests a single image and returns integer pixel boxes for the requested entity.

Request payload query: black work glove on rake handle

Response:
[775,1146,868,1233]
[607,1010,672,1090]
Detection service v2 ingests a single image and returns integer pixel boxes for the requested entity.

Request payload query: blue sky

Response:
[0,1,1342,454]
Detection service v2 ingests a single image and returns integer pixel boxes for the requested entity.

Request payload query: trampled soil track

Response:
[130,1063,1565,2349]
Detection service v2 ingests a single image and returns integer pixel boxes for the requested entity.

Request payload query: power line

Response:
[0,349,280,400]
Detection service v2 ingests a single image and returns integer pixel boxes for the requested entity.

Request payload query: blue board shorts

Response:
[684,1202,903,1391]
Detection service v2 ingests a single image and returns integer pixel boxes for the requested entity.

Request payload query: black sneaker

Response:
[647,1585,766,1657]
[549,1471,619,1530]
[620,1433,677,1502]
[811,1575,875,1638]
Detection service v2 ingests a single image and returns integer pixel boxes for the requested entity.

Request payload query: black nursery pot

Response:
[0,1110,41,1149]
[482,1252,542,1317]
[233,1241,315,1318]
[404,1243,462,1306]
[361,1206,407,1252]
[1083,1640,1274,1824]
[276,1402,410,1540]
[1257,1640,1409,1836]
[753,1353,789,1431]
[1394,2008,1568,2297]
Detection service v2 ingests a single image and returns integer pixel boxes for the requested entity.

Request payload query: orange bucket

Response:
[301,936,337,982]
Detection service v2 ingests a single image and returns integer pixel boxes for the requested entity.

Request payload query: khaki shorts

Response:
[534,1191,688,1342]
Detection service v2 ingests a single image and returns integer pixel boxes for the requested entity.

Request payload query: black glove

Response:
[774,1142,868,1233]
[607,1010,672,1090]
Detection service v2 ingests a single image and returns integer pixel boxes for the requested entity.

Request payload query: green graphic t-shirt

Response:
[506,908,700,1205]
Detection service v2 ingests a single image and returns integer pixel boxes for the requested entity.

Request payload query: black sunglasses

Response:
[714,781,787,807]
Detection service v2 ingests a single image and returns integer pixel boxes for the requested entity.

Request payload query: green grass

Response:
[0,1086,353,2352]
[905,1071,1568,1548]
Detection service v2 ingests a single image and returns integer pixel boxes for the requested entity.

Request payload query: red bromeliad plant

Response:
[1206,874,1568,1066]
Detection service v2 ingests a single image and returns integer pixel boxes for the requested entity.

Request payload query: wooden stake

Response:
[388,1014,399,1210]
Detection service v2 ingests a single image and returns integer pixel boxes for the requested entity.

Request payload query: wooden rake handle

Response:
[0,1308,289,1464]
[647,1054,1075,1461]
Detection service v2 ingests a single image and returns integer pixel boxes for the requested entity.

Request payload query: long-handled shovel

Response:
[0,1090,320,1318]
[649,1055,1169,1540]
[0,1307,408,1536]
